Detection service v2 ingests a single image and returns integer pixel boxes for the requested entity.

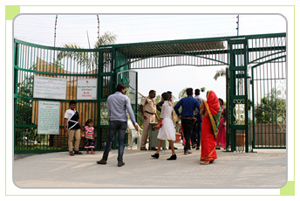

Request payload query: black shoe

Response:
[151,153,159,159]
[150,147,158,151]
[140,147,147,151]
[209,160,214,164]
[118,162,125,167]
[167,154,177,160]
[169,146,178,150]
[196,147,200,150]
[97,160,107,165]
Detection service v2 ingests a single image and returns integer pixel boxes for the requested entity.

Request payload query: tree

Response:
[57,31,117,69]
[254,89,286,124]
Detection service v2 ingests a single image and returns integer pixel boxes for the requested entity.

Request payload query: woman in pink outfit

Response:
[216,98,226,149]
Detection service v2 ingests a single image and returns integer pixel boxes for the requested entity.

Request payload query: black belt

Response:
[145,111,155,115]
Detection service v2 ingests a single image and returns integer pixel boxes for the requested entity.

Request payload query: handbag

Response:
[172,109,178,124]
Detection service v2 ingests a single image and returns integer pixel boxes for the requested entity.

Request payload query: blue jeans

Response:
[102,121,127,163]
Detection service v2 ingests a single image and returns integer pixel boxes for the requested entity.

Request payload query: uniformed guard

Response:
[139,90,159,150]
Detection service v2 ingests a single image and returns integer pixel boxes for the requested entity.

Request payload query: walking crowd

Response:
[64,83,226,167]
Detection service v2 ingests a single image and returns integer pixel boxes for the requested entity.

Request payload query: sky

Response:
[14,14,286,101]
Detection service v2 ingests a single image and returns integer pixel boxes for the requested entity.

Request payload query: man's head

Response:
[161,92,170,102]
[69,100,76,110]
[195,89,200,96]
[167,91,172,100]
[149,90,156,99]
[116,83,126,94]
[186,88,193,96]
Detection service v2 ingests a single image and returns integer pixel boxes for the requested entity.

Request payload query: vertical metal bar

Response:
[14,42,19,150]
[244,40,249,152]
[97,51,102,150]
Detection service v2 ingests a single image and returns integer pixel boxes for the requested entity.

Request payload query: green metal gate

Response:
[225,33,286,151]
[14,39,101,153]
[249,35,286,149]
[14,32,286,154]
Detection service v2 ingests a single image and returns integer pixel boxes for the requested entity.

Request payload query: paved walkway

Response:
[13,143,286,188]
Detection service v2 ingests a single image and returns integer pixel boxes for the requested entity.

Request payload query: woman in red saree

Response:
[200,90,221,165]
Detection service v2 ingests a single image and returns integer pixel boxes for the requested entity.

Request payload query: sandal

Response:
[199,161,210,165]
[74,151,83,155]
[91,152,95,154]
[69,151,74,156]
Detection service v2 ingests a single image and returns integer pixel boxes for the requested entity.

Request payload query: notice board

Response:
[38,101,60,134]
[77,78,98,100]
[33,75,67,100]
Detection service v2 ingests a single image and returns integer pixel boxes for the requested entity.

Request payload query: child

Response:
[64,100,84,156]
[83,119,96,154]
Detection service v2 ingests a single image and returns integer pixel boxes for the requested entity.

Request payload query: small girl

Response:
[83,119,96,154]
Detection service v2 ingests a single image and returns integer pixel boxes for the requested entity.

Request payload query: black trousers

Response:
[181,119,194,151]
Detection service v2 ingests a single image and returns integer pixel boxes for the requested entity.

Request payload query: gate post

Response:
[228,38,250,152]
[14,41,19,147]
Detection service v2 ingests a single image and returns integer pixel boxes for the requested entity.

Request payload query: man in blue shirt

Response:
[174,88,200,155]
[97,83,138,167]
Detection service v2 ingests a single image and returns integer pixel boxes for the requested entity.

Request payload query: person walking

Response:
[151,92,177,160]
[199,90,222,165]
[64,100,84,156]
[97,83,138,167]
[191,89,204,150]
[174,88,200,155]
[139,90,159,150]
[157,91,178,150]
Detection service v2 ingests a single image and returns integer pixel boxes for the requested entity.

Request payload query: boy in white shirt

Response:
[64,100,84,156]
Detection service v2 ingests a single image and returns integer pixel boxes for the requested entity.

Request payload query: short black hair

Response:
[167,91,172,94]
[69,100,76,105]
[161,92,169,101]
[219,98,224,106]
[149,90,156,94]
[195,89,200,96]
[186,88,193,96]
[116,83,126,92]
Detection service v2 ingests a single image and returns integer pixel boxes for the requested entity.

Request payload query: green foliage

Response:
[254,89,286,124]
[213,68,226,80]
[57,31,117,70]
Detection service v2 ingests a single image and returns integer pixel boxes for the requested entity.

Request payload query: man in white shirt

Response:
[64,100,84,156]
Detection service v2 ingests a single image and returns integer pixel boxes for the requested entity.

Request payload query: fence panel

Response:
[14,40,99,153]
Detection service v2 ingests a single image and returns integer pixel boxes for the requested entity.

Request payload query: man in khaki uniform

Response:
[139,90,159,150]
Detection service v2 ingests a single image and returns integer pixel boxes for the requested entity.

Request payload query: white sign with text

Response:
[33,75,67,100]
[38,101,60,134]
[77,78,98,100]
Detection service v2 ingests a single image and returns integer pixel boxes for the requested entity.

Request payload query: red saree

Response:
[200,91,220,162]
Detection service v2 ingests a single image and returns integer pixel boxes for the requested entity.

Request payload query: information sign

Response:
[38,101,60,134]
[33,76,67,100]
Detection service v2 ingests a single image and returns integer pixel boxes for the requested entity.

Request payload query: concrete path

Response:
[13,144,286,188]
